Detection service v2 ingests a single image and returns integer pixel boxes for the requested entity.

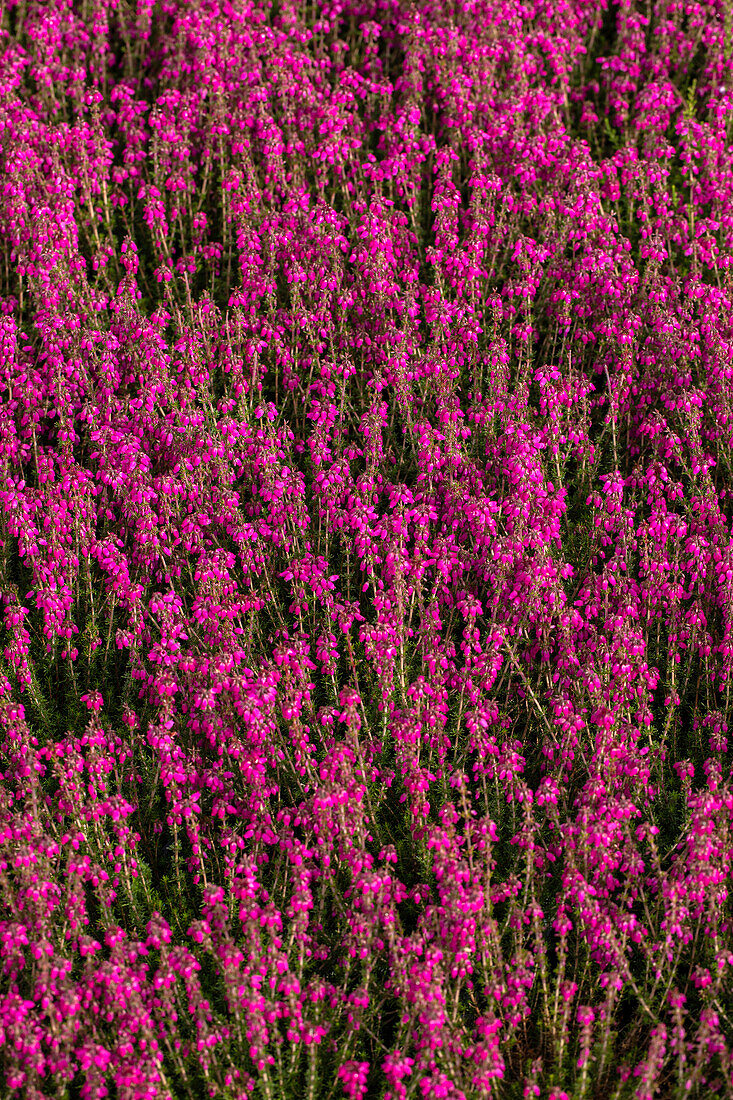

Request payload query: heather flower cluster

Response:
[2,0,733,1097]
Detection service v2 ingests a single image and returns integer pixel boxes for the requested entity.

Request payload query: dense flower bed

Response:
[2,0,733,1097]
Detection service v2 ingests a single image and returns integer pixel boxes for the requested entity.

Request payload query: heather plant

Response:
[3,0,733,1098]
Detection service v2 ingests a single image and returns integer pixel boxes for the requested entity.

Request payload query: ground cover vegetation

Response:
[1,0,733,1096]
